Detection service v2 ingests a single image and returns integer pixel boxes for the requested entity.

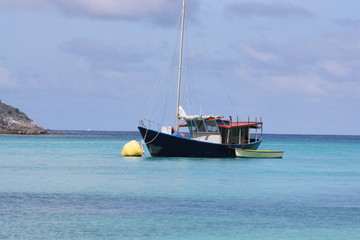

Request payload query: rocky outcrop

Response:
[0,100,48,134]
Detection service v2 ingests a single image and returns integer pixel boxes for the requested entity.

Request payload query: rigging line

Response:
[143,36,170,119]
[144,36,178,120]
[157,43,177,125]
[144,56,169,120]
[189,17,240,117]
[144,10,183,123]
[184,31,195,116]
[140,120,161,147]
[142,124,162,145]
[159,10,184,127]
[144,130,162,145]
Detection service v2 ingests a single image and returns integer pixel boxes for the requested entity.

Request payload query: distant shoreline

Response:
[2,130,359,138]
[0,128,65,135]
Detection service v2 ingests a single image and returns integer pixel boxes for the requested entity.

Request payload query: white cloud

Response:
[335,18,360,28]
[229,30,360,101]
[103,70,125,80]
[59,38,146,71]
[239,43,278,62]
[0,67,19,89]
[52,0,170,17]
[0,0,199,25]
[0,0,47,11]
[251,73,360,100]
[226,2,313,18]
[270,75,329,97]
[49,0,199,25]
[318,60,349,77]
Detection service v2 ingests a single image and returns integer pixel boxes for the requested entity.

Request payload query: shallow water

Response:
[1,132,359,239]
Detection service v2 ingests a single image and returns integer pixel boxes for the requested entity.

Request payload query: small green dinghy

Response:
[235,149,284,158]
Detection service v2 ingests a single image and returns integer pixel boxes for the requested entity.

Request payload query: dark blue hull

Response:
[138,127,262,158]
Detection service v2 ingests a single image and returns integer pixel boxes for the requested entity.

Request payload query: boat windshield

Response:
[186,120,220,133]
[196,120,206,132]
[187,120,198,132]
[205,120,219,132]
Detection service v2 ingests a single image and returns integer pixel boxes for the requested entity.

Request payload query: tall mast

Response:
[175,0,186,132]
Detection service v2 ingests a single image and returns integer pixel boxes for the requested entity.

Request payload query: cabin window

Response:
[205,120,219,132]
[241,127,249,142]
[195,120,206,132]
[186,120,198,132]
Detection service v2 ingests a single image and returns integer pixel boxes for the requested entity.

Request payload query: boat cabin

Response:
[180,116,262,144]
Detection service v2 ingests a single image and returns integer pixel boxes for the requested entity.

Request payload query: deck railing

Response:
[139,119,163,132]
[140,117,263,143]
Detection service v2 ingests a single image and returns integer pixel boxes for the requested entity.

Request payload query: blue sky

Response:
[1,0,360,135]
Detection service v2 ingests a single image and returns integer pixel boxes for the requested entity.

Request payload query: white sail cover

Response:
[179,106,223,120]
[178,105,187,118]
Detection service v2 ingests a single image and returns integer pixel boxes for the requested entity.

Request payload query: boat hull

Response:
[235,149,284,158]
[139,127,262,158]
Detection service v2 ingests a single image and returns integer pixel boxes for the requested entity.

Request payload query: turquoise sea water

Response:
[1,131,360,239]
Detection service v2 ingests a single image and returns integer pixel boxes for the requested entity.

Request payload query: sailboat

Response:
[138,0,263,157]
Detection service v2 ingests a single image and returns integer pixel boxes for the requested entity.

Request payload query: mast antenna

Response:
[175,0,186,132]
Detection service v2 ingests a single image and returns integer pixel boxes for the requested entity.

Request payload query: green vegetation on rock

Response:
[0,100,47,134]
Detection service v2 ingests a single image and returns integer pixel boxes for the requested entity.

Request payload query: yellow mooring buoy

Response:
[121,140,144,157]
